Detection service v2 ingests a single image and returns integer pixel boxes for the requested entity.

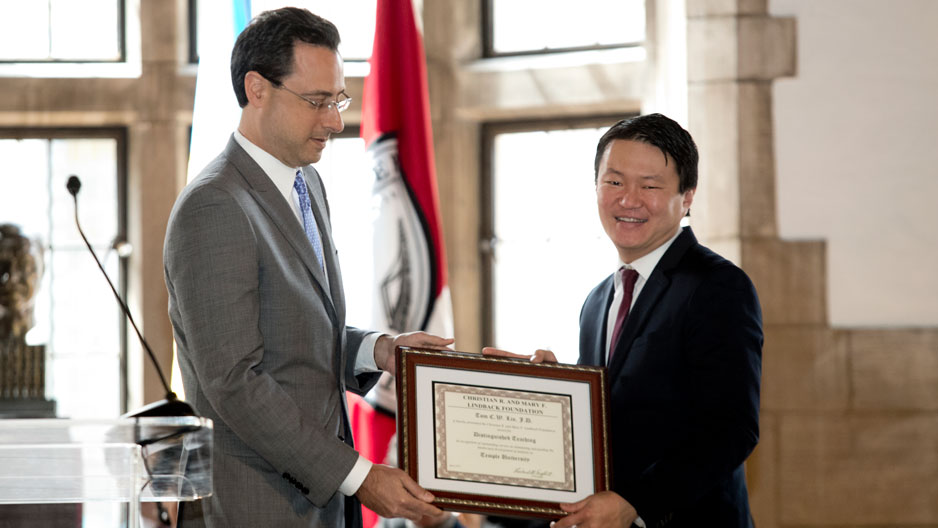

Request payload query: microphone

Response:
[67,175,195,418]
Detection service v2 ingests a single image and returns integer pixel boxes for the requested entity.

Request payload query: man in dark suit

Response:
[492,114,762,527]
[163,8,450,527]
[563,113,763,527]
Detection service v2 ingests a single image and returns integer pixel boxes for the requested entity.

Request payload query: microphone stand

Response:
[66,174,194,418]
[69,175,203,526]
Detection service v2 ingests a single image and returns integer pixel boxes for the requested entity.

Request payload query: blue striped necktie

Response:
[293,170,324,269]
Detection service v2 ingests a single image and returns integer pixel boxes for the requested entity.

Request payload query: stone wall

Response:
[687,1,938,525]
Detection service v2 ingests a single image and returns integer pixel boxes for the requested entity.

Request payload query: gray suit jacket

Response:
[164,136,379,527]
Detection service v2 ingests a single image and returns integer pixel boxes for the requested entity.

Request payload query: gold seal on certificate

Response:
[395,347,610,519]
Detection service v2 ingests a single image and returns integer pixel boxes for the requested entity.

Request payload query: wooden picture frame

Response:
[395,347,611,519]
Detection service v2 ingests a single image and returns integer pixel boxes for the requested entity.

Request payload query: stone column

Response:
[422,0,484,352]
[688,2,938,526]
[686,1,802,526]
[127,0,191,407]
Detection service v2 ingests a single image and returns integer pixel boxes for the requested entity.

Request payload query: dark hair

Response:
[593,113,699,192]
[230,7,341,108]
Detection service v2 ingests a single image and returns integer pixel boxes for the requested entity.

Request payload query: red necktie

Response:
[609,268,639,360]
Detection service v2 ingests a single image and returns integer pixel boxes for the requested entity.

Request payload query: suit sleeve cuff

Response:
[338,455,373,496]
[354,332,383,374]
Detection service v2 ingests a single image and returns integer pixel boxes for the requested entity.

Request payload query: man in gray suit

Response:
[164,8,451,527]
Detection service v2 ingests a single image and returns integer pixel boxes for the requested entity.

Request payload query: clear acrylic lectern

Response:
[0,417,212,528]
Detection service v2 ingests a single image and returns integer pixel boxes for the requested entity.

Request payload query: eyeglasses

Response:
[262,75,352,113]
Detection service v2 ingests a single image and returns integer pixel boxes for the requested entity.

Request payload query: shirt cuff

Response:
[354,332,383,374]
[338,455,373,496]
[634,516,646,527]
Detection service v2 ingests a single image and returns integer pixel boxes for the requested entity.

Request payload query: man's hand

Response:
[550,491,638,528]
[482,347,558,364]
[356,464,443,522]
[375,332,454,375]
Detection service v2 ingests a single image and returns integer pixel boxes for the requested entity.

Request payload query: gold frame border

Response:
[397,347,611,515]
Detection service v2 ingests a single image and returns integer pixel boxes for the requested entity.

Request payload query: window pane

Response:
[251,0,376,60]
[0,139,49,236]
[50,0,122,61]
[491,127,618,364]
[50,139,120,248]
[0,136,122,419]
[0,0,122,61]
[0,2,50,60]
[196,0,377,62]
[490,0,645,55]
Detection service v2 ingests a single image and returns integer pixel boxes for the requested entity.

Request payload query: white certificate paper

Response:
[413,363,597,505]
[434,383,575,491]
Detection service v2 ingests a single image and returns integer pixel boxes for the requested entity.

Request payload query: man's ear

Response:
[682,188,696,215]
[244,71,268,107]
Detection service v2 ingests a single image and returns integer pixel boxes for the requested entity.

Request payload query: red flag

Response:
[355,1,452,526]
[361,0,450,336]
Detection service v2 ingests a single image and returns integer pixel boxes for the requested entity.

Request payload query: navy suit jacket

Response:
[579,227,762,528]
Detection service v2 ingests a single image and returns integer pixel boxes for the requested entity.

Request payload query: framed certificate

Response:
[395,347,611,519]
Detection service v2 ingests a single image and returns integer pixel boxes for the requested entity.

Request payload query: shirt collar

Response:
[615,227,683,284]
[233,130,300,202]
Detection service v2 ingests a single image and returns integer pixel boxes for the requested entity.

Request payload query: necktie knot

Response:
[293,171,308,198]
[621,268,639,292]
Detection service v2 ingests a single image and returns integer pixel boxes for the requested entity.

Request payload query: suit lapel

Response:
[299,167,346,326]
[607,227,697,376]
[223,138,338,322]
[298,167,350,394]
[581,277,614,368]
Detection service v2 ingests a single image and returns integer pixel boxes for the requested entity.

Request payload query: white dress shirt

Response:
[605,228,683,359]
